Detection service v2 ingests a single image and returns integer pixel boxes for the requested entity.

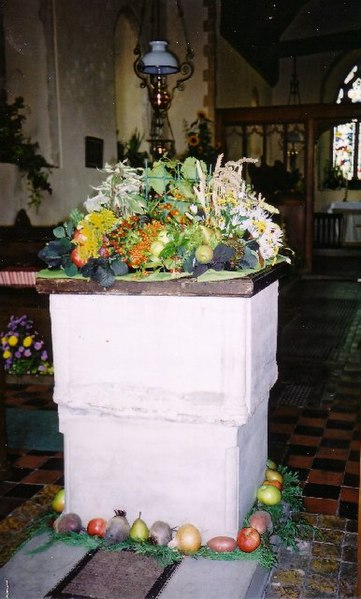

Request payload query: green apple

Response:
[195,244,213,264]
[256,484,282,506]
[52,488,65,513]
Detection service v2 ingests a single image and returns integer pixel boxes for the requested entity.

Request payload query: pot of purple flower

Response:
[1,314,54,384]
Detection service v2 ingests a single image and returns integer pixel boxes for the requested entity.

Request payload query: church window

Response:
[333,63,361,181]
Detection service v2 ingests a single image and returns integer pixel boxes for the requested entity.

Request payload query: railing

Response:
[313,213,343,249]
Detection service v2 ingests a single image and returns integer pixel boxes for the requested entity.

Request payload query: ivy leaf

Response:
[64,220,75,238]
[53,226,66,239]
[212,244,235,265]
[63,262,78,277]
[247,240,259,252]
[238,246,260,269]
[110,258,129,276]
[92,264,115,288]
[38,238,72,268]
[182,252,195,273]
[193,263,209,277]
[80,258,115,288]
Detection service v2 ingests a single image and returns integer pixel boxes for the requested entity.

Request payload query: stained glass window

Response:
[333,63,361,181]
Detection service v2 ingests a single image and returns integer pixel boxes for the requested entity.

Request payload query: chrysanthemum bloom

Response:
[8,335,18,347]
[3,350,11,359]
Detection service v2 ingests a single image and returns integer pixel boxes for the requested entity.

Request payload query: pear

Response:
[129,512,149,542]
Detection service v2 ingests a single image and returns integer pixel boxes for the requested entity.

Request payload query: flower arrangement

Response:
[38,155,290,289]
[1,315,54,376]
[184,111,220,167]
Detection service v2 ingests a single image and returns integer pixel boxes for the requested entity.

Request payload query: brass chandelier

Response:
[133,0,194,160]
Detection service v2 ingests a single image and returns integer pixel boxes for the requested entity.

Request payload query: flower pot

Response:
[5,373,54,387]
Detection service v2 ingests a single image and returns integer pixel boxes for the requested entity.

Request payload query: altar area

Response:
[328,201,361,246]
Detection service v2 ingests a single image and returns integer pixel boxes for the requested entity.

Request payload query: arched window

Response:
[333,63,361,181]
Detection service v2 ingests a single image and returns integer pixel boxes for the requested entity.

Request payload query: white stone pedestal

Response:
[37,270,281,541]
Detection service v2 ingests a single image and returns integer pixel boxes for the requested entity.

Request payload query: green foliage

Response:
[183,111,221,168]
[0,96,52,210]
[144,156,206,199]
[323,161,347,190]
[117,130,149,168]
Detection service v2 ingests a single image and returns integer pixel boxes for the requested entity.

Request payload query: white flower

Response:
[258,223,284,260]
[84,192,108,212]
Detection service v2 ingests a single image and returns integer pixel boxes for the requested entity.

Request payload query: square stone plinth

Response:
[37,269,282,540]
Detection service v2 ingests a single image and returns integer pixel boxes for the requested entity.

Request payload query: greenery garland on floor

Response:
[22,466,314,571]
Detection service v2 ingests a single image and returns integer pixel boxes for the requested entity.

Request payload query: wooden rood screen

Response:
[215,103,361,271]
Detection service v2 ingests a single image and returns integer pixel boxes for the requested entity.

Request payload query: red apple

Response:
[70,247,87,268]
[87,517,107,538]
[237,527,261,553]
[73,229,87,245]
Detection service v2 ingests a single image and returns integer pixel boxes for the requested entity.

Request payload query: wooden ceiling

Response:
[220,0,361,85]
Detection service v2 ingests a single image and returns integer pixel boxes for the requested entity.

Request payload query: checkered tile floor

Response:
[0,274,359,595]
[268,277,360,522]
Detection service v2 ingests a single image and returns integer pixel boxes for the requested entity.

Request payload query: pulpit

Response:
[36,266,284,541]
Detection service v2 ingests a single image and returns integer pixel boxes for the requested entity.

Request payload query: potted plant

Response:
[0,96,52,210]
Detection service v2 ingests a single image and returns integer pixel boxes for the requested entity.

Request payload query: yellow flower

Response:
[23,336,33,347]
[86,209,117,230]
[1,336,8,345]
[8,335,18,347]
[3,350,11,359]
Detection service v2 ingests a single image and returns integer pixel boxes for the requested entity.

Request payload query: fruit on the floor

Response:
[53,512,82,533]
[206,536,237,552]
[149,521,173,546]
[168,523,202,554]
[265,468,283,485]
[266,458,277,470]
[248,510,273,535]
[51,489,65,513]
[129,512,149,542]
[237,527,261,552]
[87,517,107,537]
[105,509,130,544]
[263,479,282,491]
[256,484,282,505]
